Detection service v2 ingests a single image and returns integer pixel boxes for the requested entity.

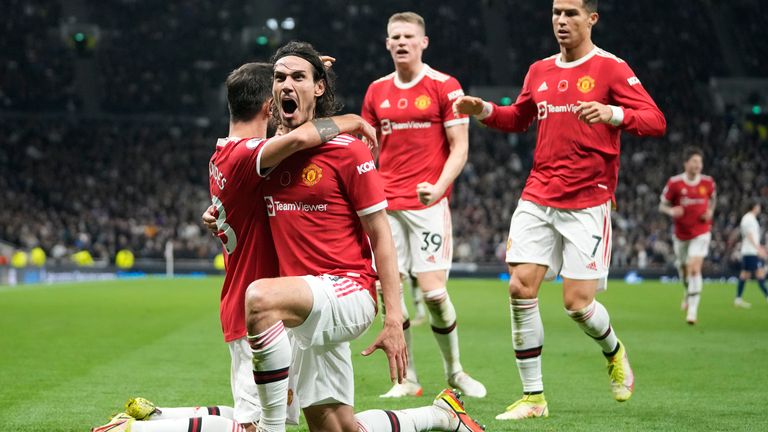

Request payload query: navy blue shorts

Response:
[742,255,763,272]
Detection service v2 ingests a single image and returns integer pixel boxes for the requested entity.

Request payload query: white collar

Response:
[555,46,598,69]
[394,64,428,89]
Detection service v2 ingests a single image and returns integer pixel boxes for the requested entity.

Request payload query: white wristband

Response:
[476,101,494,120]
[609,105,624,126]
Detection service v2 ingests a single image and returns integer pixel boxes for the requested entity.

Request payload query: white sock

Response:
[510,298,544,394]
[356,406,450,432]
[248,321,291,432]
[150,406,234,420]
[131,416,245,432]
[424,288,462,377]
[687,274,703,321]
[566,301,619,355]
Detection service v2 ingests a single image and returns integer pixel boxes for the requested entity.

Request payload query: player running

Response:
[735,201,768,308]
[660,147,716,324]
[453,0,666,420]
[361,11,486,399]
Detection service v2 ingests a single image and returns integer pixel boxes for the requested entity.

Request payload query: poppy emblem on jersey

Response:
[698,186,707,195]
[280,171,291,187]
[301,163,323,186]
[558,80,568,92]
[415,95,432,110]
[577,75,596,93]
[397,98,408,109]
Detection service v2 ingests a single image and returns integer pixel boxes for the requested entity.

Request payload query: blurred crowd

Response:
[0,118,215,262]
[2,0,767,272]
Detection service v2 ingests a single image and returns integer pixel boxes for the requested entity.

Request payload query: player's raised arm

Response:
[259,114,377,170]
[454,67,538,133]
[359,208,408,384]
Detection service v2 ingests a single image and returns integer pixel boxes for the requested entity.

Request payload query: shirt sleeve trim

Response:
[357,200,388,216]
[256,139,277,177]
[444,118,469,128]
[609,105,624,126]
[477,101,494,120]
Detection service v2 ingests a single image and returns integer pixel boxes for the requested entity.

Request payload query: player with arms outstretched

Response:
[362,11,486,399]
[454,0,666,420]
[660,147,716,324]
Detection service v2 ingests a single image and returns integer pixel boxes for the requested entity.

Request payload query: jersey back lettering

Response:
[209,137,279,342]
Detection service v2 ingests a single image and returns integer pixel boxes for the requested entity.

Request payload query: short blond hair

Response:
[387,12,426,33]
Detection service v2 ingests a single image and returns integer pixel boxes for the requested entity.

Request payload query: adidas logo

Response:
[586,261,598,271]
[537,82,548,92]
[380,99,391,108]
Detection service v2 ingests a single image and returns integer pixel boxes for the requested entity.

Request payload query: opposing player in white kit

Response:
[660,147,716,324]
[362,11,486,399]
[454,0,666,420]
[735,201,768,308]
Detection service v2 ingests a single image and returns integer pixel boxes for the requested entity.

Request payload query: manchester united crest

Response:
[577,75,595,93]
[698,185,707,195]
[415,95,432,110]
[301,163,323,186]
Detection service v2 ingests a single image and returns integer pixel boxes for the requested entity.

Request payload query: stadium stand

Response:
[1,0,766,273]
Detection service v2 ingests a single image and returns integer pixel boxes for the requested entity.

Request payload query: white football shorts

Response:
[506,199,612,289]
[673,232,711,266]
[286,274,376,418]
[387,197,453,275]
[227,338,261,424]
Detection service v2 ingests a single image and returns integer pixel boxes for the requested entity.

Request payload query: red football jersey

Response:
[209,136,279,342]
[482,47,666,209]
[661,174,716,241]
[262,134,387,299]
[362,65,469,210]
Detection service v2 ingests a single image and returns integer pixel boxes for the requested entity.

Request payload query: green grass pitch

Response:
[1,277,766,431]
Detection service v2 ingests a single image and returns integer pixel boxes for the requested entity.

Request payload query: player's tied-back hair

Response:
[226,62,273,123]
[271,41,341,119]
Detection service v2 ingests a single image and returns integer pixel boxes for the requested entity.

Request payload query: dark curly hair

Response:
[270,41,342,122]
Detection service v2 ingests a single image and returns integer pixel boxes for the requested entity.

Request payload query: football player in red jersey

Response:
[92,63,383,432]
[454,0,666,420]
[362,11,486,400]
[208,62,377,432]
[241,42,484,432]
[660,147,716,324]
